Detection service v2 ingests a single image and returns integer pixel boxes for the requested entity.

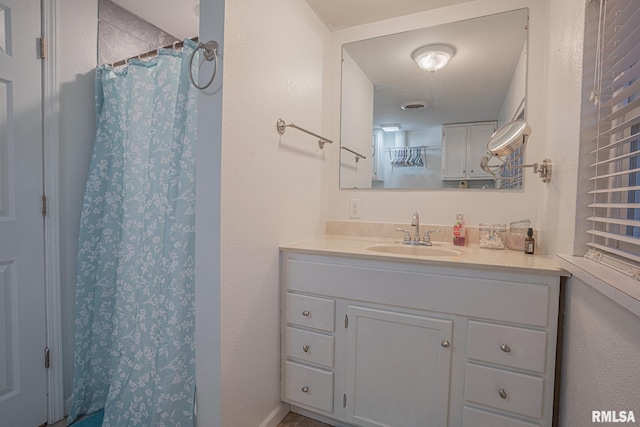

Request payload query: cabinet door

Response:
[442,125,467,179]
[346,306,453,427]
[468,123,496,179]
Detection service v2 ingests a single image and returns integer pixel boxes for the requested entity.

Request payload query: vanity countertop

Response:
[280,236,568,277]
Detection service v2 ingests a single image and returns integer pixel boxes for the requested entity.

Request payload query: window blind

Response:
[586,0,640,278]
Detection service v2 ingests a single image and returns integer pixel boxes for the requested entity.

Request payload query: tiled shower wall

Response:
[98,0,178,65]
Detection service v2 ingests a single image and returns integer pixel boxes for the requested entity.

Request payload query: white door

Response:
[442,125,468,180]
[468,122,496,179]
[0,0,47,426]
[345,306,453,427]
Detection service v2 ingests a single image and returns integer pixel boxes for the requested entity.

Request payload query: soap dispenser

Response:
[453,213,466,246]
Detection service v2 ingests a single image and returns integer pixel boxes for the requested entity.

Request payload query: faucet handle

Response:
[423,229,441,244]
[395,228,411,242]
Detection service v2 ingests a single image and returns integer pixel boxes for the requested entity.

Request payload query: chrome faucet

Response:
[395,211,440,246]
[411,211,420,242]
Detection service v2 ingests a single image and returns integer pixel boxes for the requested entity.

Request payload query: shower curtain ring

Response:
[189,40,219,90]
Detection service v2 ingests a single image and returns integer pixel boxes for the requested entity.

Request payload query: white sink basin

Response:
[366,244,461,257]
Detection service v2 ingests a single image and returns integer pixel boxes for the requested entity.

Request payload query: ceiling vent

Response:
[401,101,428,111]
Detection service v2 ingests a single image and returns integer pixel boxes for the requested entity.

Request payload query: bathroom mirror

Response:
[339,9,529,190]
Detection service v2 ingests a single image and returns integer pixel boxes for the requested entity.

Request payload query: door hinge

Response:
[343,393,347,408]
[44,347,50,369]
[37,37,46,59]
[344,314,348,329]
[41,195,47,217]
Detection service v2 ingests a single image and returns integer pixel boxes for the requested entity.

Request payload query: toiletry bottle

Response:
[525,228,535,254]
[453,213,466,246]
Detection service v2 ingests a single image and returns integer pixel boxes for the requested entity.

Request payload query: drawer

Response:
[286,293,335,332]
[284,360,334,413]
[467,321,547,373]
[463,406,540,427]
[286,326,335,368]
[464,363,544,419]
[285,257,551,327]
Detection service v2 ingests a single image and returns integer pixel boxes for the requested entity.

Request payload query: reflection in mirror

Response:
[0,7,7,53]
[482,120,552,183]
[339,9,528,190]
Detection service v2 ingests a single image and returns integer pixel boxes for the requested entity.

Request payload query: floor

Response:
[278,412,333,427]
[49,412,328,427]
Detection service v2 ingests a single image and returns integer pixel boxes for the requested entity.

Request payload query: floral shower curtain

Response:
[67,39,198,427]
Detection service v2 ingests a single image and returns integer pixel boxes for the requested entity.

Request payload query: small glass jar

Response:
[479,223,507,249]
[506,219,531,251]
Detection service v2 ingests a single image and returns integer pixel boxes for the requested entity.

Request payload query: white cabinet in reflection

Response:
[442,122,496,180]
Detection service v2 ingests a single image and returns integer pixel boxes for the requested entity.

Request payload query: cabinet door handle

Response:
[500,343,511,353]
[499,388,507,399]
[441,340,451,348]
[301,386,309,393]
[302,344,310,353]
[302,310,310,317]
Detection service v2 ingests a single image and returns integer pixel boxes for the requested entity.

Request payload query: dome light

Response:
[412,44,456,72]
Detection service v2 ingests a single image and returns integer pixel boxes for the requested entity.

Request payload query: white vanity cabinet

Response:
[345,306,452,427]
[280,250,563,427]
[442,121,496,180]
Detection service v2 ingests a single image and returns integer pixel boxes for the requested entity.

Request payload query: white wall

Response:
[340,51,374,189]
[327,0,551,250]
[498,44,527,127]
[539,0,584,257]
[57,0,98,402]
[560,277,640,426]
[219,0,330,425]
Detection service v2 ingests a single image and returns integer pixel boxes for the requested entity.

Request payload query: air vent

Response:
[401,101,428,111]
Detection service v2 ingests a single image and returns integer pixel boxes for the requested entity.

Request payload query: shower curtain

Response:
[68,39,198,427]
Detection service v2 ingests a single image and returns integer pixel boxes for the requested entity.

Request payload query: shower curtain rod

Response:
[109,36,199,67]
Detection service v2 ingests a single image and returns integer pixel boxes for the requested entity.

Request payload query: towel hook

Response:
[190,40,219,90]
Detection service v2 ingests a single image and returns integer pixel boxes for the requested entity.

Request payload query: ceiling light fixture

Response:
[412,44,456,72]
[381,124,401,132]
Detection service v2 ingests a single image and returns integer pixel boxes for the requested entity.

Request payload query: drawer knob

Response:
[302,310,311,317]
[302,344,310,353]
[499,388,507,399]
[301,386,309,393]
[500,344,512,353]
[441,340,451,348]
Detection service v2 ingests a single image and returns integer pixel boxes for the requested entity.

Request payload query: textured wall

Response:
[538,0,585,256]
[219,0,331,425]
[98,0,177,65]
[560,278,640,426]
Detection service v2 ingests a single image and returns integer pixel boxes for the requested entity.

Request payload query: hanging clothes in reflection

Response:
[388,146,434,168]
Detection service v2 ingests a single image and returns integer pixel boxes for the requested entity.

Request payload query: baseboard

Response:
[258,402,290,427]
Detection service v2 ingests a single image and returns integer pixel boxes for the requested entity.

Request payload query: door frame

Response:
[42,0,65,422]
